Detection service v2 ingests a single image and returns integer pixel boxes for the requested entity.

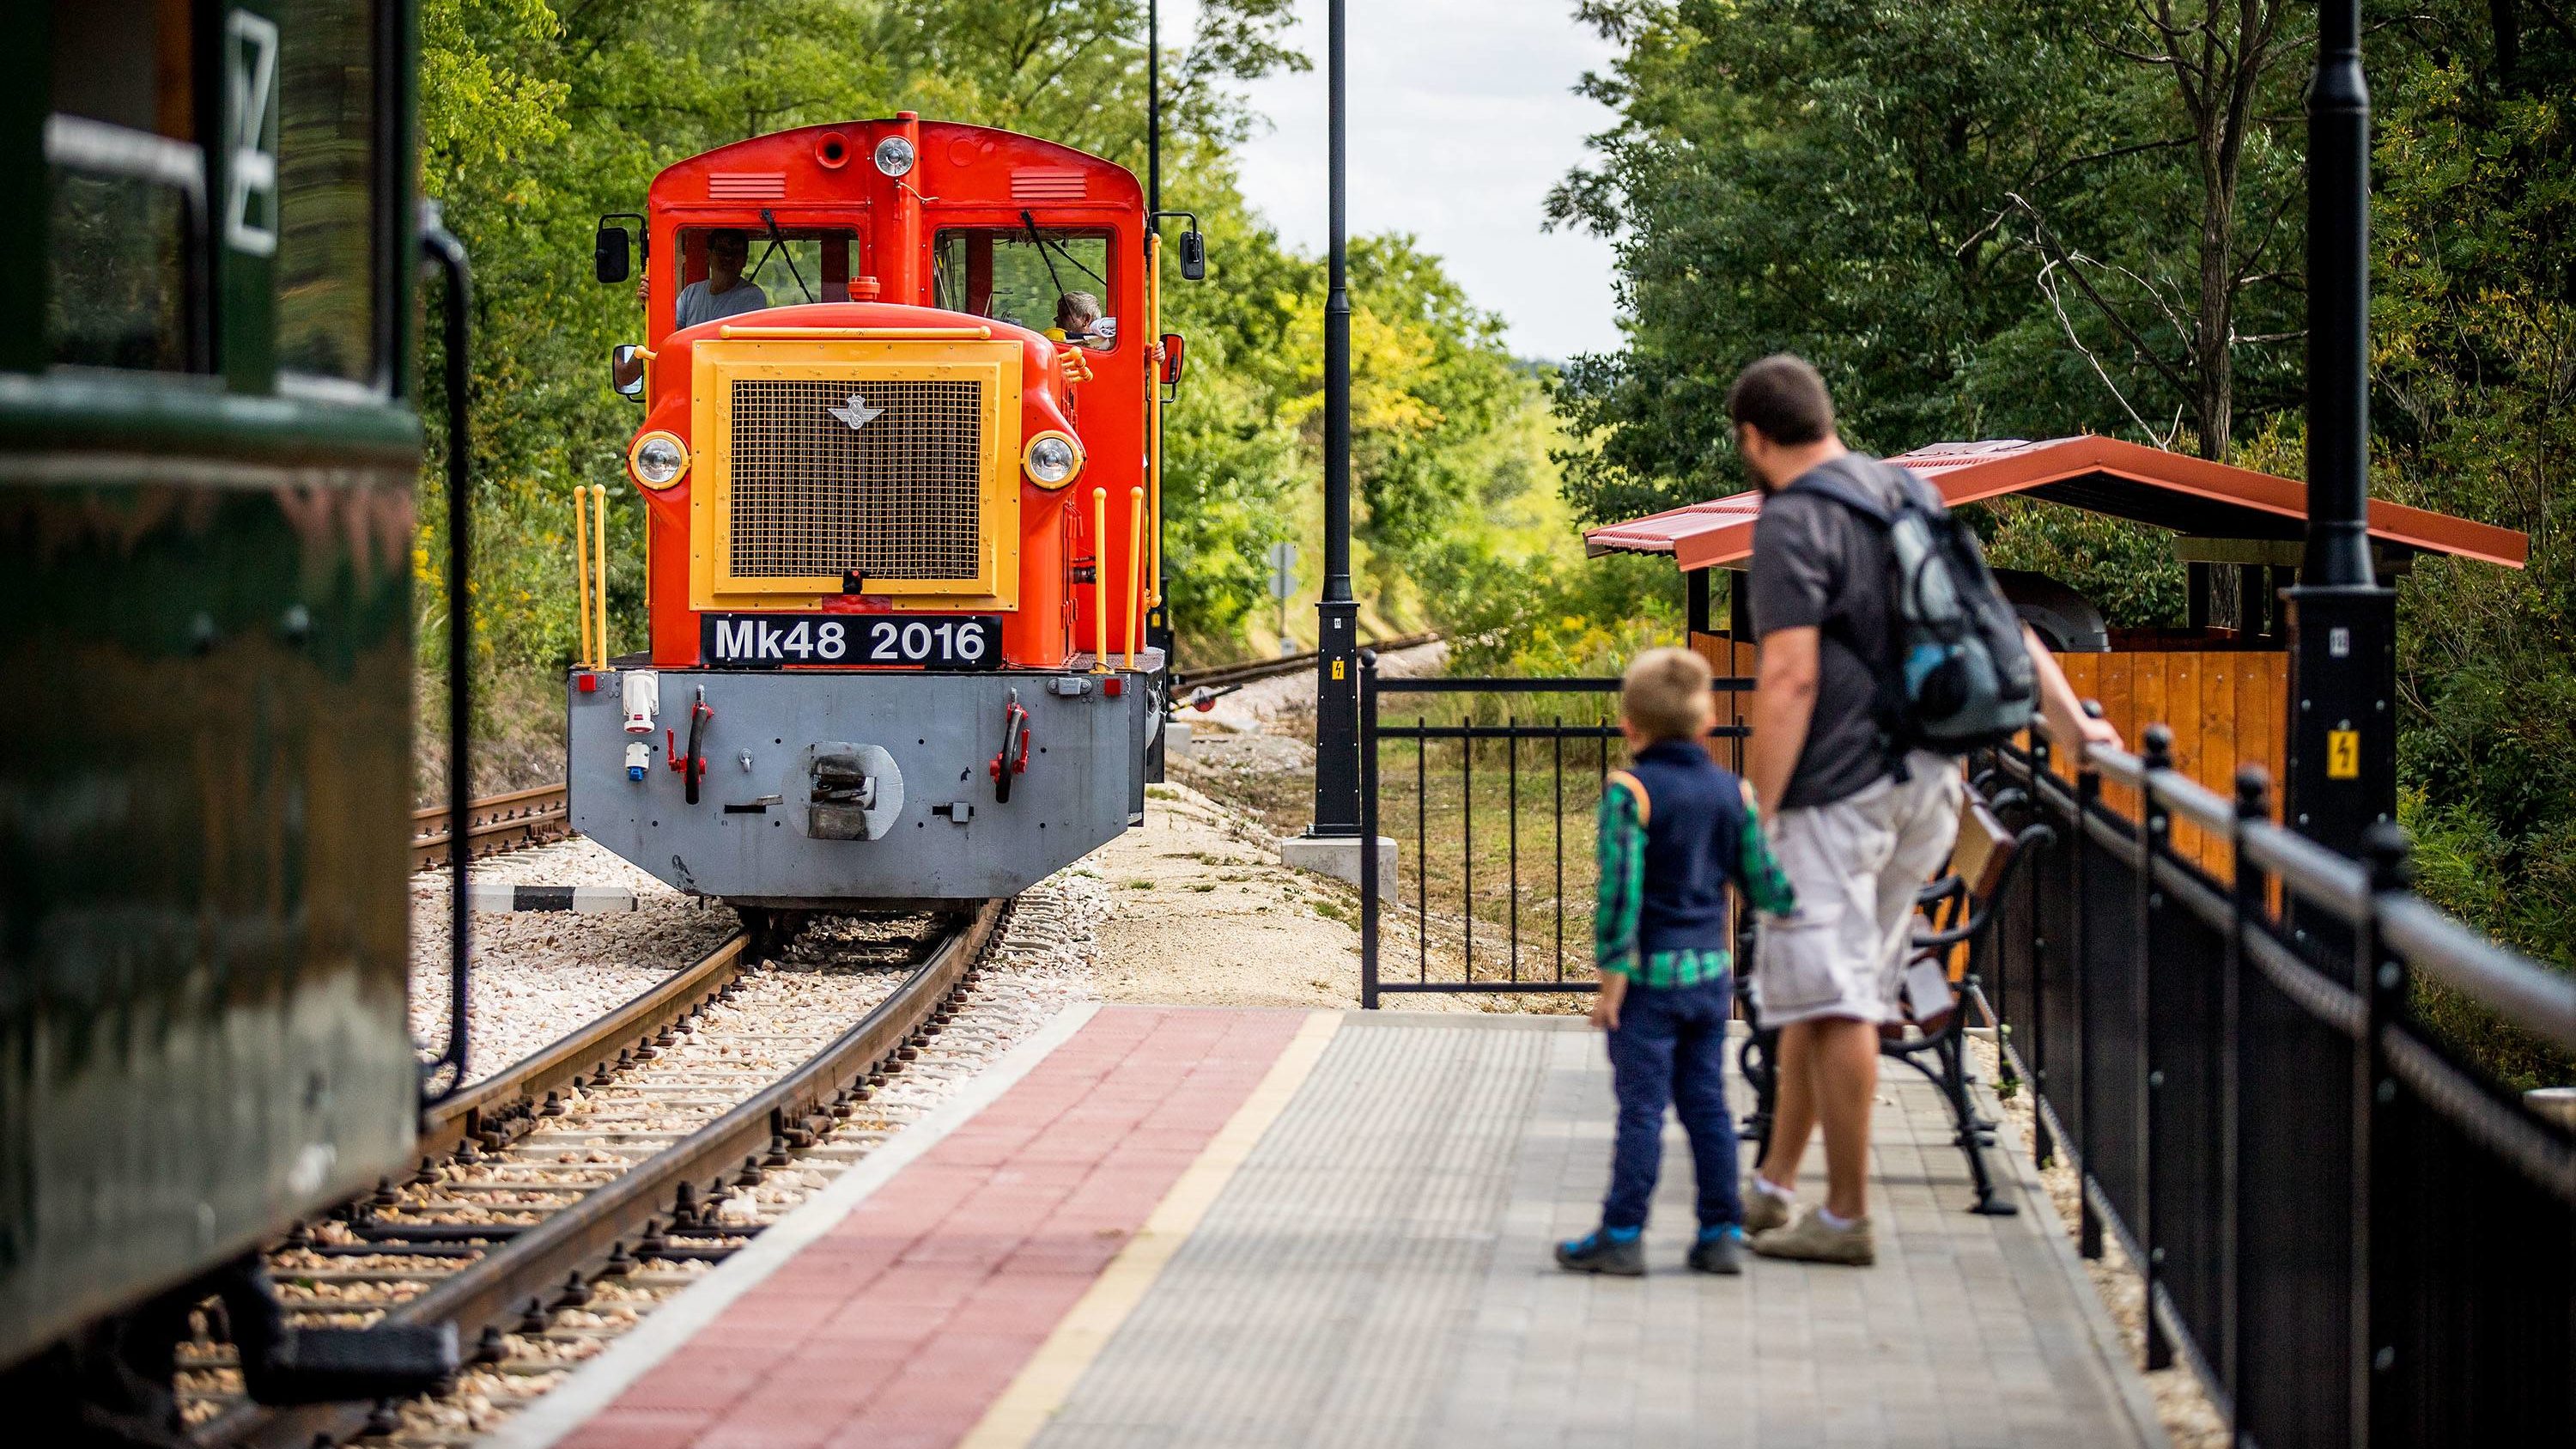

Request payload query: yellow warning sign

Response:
[2328,729,2360,779]
[1331,658,1346,681]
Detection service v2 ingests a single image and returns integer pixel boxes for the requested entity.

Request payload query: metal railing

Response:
[1987,728,2576,1447]
[1355,655,1751,1006]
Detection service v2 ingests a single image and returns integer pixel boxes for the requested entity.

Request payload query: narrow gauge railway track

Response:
[411,785,571,871]
[1173,630,1441,696]
[185,899,1007,1448]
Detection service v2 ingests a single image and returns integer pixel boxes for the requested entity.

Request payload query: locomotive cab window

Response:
[671,225,862,322]
[933,228,1115,350]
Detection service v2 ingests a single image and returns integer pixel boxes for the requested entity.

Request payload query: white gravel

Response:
[408,837,737,1084]
[1967,1032,2227,1448]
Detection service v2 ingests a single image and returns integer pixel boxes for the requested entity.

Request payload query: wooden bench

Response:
[1735,788,2050,1215]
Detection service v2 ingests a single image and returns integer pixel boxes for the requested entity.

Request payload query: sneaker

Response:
[1555,1228,1645,1276]
[1687,1226,1745,1275]
[1743,1176,1793,1234]
[1750,1205,1874,1266]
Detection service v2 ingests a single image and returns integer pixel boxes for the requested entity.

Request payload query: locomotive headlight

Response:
[1022,431,1083,488]
[873,135,915,177]
[629,431,689,488]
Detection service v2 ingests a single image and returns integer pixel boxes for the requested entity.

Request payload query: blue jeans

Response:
[1601,978,1741,1233]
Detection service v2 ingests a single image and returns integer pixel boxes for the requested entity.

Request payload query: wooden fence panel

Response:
[1685,636,2288,842]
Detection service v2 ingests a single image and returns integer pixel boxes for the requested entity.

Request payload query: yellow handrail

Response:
[592,484,611,668]
[1091,486,1110,673]
[1125,485,1145,670]
[714,326,993,340]
[574,489,594,669]
[1146,234,1163,608]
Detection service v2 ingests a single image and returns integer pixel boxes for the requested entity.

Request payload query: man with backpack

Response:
[1730,355,2118,1265]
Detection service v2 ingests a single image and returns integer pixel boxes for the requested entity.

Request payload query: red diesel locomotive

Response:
[568,114,1195,908]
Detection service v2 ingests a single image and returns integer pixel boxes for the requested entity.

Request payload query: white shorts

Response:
[1753,752,1963,1027]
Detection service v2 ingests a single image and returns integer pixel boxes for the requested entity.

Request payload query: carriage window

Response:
[933,228,1115,350]
[274,0,380,387]
[44,0,203,373]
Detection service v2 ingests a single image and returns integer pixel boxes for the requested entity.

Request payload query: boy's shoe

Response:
[1555,1228,1646,1276]
[1743,1176,1793,1234]
[1750,1206,1874,1266]
[1687,1226,1745,1275]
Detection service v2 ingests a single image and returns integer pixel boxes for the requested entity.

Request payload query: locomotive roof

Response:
[648,118,1143,210]
[1583,434,2529,571]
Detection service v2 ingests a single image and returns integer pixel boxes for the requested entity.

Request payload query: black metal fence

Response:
[1986,729,2576,1447]
[1355,657,1749,1007]
[1349,651,2575,1440]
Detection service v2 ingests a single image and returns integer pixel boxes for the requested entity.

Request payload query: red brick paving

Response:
[556,1007,1304,1449]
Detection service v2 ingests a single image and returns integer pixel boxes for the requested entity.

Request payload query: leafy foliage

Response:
[1559,0,2576,1063]
[414,0,1563,692]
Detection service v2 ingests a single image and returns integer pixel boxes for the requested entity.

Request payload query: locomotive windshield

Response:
[932,228,1115,350]
[673,224,863,308]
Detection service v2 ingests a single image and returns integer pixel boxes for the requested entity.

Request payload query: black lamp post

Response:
[2283,0,2396,855]
[1309,0,1361,838]
[1146,0,1159,214]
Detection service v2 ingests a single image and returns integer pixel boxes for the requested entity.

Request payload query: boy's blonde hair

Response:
[1620,647,1714,744]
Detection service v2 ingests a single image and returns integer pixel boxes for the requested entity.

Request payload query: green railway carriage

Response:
[0,0,432,1401]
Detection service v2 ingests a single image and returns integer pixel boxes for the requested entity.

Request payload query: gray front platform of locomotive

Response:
[568,669,1145,904]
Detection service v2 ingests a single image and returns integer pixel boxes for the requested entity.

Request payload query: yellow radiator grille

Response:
[726,377,985,581]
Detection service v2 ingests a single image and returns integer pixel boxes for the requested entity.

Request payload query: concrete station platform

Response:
[501,1008,2164,1449]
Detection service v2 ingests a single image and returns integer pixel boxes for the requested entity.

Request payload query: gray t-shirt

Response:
[675,278,769,329]
[1747,453,1905,811]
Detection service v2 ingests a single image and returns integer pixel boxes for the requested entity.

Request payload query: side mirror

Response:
[1158,332,1186,387]
[611,344,644,400]
[594,222,631,284]
[1177,228,1206,281]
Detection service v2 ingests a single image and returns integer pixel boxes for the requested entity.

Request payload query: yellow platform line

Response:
[959,1008,1345,1449]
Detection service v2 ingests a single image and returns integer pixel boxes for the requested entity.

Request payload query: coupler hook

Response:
[989,691,1031,803]
[667,686,713,804]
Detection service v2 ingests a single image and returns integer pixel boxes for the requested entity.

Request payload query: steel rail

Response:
[1176,630,1441,693]
[414,935,753,1162]
[195,898,1005,1449]
[410,783,571,870]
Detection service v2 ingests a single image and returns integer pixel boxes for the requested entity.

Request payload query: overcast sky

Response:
[1169,0,1626,362]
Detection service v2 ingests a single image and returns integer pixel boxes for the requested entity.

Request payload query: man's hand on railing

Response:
[2070,708,2123,758]
[2022,624,2123,761]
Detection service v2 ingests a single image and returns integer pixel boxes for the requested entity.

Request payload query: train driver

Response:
[675,228,771,328]
[616,228,773,389]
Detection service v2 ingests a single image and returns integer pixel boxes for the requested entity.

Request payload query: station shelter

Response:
[1582,435,2530,865]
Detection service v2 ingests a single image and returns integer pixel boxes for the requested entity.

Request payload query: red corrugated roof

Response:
[1582,435,2529,571]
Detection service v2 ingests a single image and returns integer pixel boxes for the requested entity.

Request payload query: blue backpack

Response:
[1792,462,2036,754]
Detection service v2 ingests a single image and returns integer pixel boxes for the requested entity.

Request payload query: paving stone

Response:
[1029,1015,2154,1448]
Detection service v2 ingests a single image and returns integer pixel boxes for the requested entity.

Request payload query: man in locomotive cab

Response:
[676,228,770,328]
[616,228,775,388]
[1051,291,1106,349]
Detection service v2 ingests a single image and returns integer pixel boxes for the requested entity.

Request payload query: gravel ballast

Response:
[408,837,735,1084]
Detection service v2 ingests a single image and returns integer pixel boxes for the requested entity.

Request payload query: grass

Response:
[415,662,571,807]
[1367,690,1667,991]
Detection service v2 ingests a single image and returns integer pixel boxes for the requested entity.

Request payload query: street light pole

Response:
[2283,0,2396,855]
[1309,0,1360,839]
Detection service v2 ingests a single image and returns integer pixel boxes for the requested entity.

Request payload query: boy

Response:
[1557,648,1797,1276]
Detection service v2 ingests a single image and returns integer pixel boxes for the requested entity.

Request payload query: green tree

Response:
[412,0,1566,688]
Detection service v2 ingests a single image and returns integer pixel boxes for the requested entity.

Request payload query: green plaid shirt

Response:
[1595,775,1796,988]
